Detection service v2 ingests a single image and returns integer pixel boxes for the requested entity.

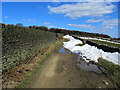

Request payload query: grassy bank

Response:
[90,39,120,48]
[98,58,120,87]
[16,39,64,88]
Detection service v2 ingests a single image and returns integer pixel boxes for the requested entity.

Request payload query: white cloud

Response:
[48,2,115,19]
[43,22,51,25]
[102,19,118,29]
[43,22,56,28]
[42,22,57,28]
[49,25,56,28]
[86,19,104,23]
[68,24,95,29]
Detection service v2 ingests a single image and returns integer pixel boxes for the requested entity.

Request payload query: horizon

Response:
[2,1,119,38]
[1,23,114,38]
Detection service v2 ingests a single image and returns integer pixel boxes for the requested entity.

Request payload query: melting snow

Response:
[63,35,120,66]
[79,37,120,45]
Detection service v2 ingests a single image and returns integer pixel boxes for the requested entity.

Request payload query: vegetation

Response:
[85,40,120,53]
[75,43,84,46]
[28,25,111,38]
[2,23,59,73]
[2,23,120,88]
[90,39,120,48]
[49,28,111,38]
[98,58,120,87]
[16,39,64,88]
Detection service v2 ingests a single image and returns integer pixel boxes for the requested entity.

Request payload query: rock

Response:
[98,86,101,88]
[103,80,109,85]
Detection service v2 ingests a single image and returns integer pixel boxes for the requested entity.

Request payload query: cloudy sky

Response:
[2,1,119,38]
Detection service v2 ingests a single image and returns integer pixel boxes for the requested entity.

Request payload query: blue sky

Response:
[2,2,119,38]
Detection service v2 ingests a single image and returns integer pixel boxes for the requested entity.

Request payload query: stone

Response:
[103,80,109,85]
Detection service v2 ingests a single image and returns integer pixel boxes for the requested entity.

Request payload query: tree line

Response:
[28,25,111,38]
[2,23,120,39]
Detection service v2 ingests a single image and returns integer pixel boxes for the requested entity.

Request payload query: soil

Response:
[3,43,117,88]
[26,51,117,88]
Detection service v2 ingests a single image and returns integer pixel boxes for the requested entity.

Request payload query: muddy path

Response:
[26,47,117,88]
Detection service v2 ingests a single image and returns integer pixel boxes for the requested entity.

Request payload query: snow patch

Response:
[63,35,120,66]
[80,37,120,45]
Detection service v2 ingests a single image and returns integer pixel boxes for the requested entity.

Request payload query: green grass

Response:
[75,43,85,46]
[97,58,120,87]
[90,39,120,48]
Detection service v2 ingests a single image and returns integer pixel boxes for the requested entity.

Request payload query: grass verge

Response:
[97,58,120,87]
[90,39,120,48]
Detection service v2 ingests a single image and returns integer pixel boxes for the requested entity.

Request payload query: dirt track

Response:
[26,50,116,88]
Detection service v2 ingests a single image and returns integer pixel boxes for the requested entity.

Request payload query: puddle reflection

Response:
[59,48,107,75]
[59,48,71,54]
[76,56,107,74]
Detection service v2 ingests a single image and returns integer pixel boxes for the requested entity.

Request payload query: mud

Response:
[26,48,116,88]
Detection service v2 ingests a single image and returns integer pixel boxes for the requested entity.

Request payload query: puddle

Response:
[59,48,107,74]
[59,48,71,54]
[76,56,107,74]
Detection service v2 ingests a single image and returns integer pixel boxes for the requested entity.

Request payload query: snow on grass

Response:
[63,35,83,52]
[63,35,120,66]
[80,37,120,45]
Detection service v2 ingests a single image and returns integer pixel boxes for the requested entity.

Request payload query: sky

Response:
[2,1,119,38]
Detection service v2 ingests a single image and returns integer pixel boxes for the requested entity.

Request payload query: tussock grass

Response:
[90,39,120,48]
[98,58,120,87]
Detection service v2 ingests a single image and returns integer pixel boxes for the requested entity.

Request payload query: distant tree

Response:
[38,26,48,31]
[28,26,48,31]
[28,25,37,29]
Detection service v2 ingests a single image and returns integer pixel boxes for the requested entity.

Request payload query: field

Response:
[90,39,120,48]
